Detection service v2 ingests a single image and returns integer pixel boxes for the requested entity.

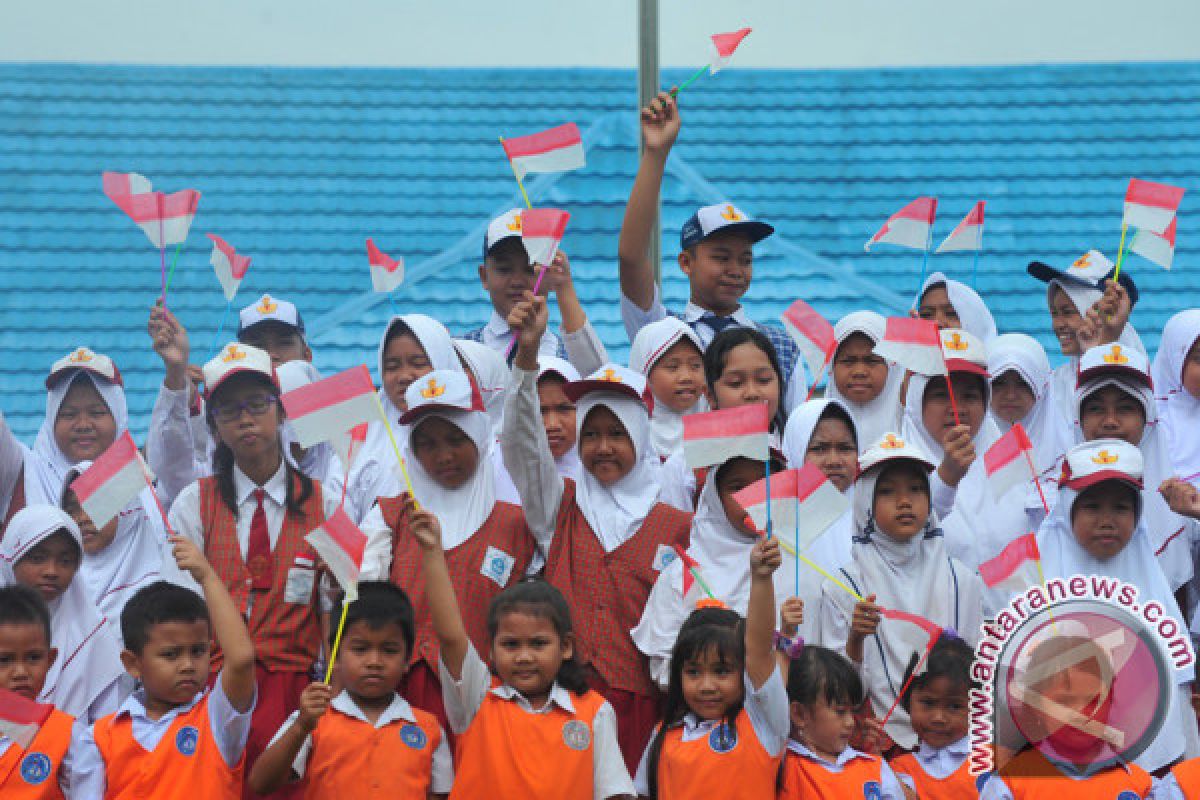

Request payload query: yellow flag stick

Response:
[323,602,350,684]
[777,536,864,602]
[498,137,533,210]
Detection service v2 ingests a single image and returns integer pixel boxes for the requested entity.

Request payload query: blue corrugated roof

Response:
[2,62,1198,441]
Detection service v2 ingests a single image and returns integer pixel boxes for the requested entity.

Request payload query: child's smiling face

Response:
[53,377,117,463]
[646,338,705,414]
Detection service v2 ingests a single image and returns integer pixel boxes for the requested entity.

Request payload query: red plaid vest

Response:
[382,495,536,674]
[200,475,323,673]
[546,479,692,695]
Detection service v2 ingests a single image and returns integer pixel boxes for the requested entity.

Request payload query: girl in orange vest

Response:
[168,343,341,798]
[359,368,536,735]
[0,585,74,799]
[504,293,693,771]
[779,644,909,799]
[636,535,789,799]
[412,499,636,799]
[1159,758,1200,798]
[889,635,979,799]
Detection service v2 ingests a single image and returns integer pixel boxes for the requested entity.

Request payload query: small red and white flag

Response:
[733,464,849,549]
[673,544,711,605]
[0,688,53,749]
[979,532,1041,589]
[865,197,937,252]
[709,27,753,74]
[873,317,946,377]
[101,172,200,249]
[206,234,251,301]
[102,171,153,200]
[984,423,1037,500]
[1130,217,1177,270]
[880,607,943,642]
[305,507,368,602]
[501,122,586,181]
[68,431,152,529]
[280,366,383,450]
[366,238,405,293]
[1124,178,1185,235]
[936,201,985,254]
[520,208,570,266]
[330,423,369,473]
[781,299,837,378]
[683,403,770,469]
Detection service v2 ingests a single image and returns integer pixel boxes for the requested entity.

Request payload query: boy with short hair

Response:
[247,582,452,799]
[0,585,73,799]
[617,90,805,411]
[68,537,257,799]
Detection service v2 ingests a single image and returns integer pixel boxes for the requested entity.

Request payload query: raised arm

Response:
[545,251,610,377]
[410,500,470,678]
[146,305,201,507]
[745,536,781,689]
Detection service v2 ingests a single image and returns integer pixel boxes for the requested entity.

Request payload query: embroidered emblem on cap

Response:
[881,434,905,450]
[507,215,523,232]
[1071,254,1092,270]
[562,720,592,751]
[420,378,446,399]
[256,295,277,314]
[943,332,969,351]
[720,204,743,222]
[1091,449,1119,466]
[1103,345,1129,365]
[599,368,621,382]
[221,345,247,363]
[67,347,94,364]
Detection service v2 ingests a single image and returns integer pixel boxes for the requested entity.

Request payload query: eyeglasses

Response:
[211,393,277,423]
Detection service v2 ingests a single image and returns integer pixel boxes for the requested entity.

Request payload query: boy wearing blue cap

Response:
[618,90,804,411]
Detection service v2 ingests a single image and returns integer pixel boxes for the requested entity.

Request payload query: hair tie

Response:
[695,597,728,610]
[773,632,805,660]
[940,626,960,642]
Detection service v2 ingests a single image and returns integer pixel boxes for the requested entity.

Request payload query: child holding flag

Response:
[628,318,708,462]
[825,312,905,452]
[617,90,805,412]
[68,538,258,798]
[0,585,75,798]
[360,368,536,734]
[504,292,692,770]
[247,582,453,798]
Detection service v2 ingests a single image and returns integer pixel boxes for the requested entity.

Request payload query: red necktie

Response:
[246,489,274,591]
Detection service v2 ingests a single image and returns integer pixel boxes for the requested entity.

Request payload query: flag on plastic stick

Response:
[1130,217,1177,270]
[878,608,945,725]
[280,366,383,450]
[0,688,54,749]
[673,544,714,603]
[501,123,585,181]
[683,403,770,469]
[206,234,251,301]
[979,532,1042,589]
[936,201,985,254]
[520,208,571,267]
[1124,178,1185,235]
[984,423,1038,500]
[330,423,369,474]
[306,507,368,603]
[781,299,837,379]
[865,197,937,252]
[873,317,946,377]
[68,431,153,529]
[734,465,848,550]
[101,172,200,249]
[102,171,153,202]
[709,27,753,74]
[366,238,405,293]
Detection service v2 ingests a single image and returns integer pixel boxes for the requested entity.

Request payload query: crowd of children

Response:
[3,88,1200,798]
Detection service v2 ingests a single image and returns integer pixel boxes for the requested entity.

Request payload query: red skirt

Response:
[587,672,662,775]
[244,666,309,800]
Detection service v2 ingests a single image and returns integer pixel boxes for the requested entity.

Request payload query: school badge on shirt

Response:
[652,544,677,572]
[176,725,200,756]
[707,723,738,753]
[562,720,591,751]
[480,546,515,587]
[862,781,882,800]
[20,752,52,784]
[399,723,427,750]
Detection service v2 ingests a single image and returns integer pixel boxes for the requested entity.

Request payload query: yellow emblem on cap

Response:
[599,368,622,383]
[720,205,743,222]
[943,332,969,352]
[1071,254,1092,270]
[67,347,94,364]
[1102,345,1129,365]
[420,378,446,399]
[507,214,523,232]
[221,345,247,363]
[256,295,277,314]
[1091,449,1118,466]
[880,434,905,450]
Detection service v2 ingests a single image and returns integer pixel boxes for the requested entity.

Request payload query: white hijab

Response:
[454,339,509,434]
[920,272,998,343]
[825,311,905,451]
[0,505,124,719]
[1151,309,1200,483]
[986,333,1072,483]
[628,318,708,461]
[1073,374,1192,589]
[574,391,661,550]
[538,358,583,484]
[403,408,496,550]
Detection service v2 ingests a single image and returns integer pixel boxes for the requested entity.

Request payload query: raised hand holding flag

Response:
[878,608,946,726]
[499,122,585,209]
[1116,177,1185,280]
[673,27,753,95]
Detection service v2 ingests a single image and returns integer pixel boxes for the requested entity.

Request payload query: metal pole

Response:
[637,0,662,287]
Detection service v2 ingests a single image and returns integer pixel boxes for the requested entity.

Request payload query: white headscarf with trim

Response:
[1151,309,1200,484]
[628,318,708,461]
[454,339,509,434]
[986,333,1072,483]
[825,311,905,451]
[920,272,998,343]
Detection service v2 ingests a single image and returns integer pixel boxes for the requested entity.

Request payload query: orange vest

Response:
[654,710,781,800]
[1172,758,1200,800]
[92,693,243,800]
[996,748,1151,799]
[0,707,73,799]
[890,750,980,800]
[778,746,886,800]
[451,682,606,800]
[303,703,443,800]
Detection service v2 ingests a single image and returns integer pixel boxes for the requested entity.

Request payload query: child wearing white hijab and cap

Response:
[1,505,124,722]
[1151,309,1200,486]
[917,272,999,343]
[826,311,905,451]
[505,292,693,772]
[628,317,708,462]
[817,433,984,753]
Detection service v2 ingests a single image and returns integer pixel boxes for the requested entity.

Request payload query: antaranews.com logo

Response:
[969,575,1194,776]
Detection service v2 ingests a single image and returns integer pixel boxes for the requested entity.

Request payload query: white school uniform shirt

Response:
[439,642,635,800]
[68,671,255,797]
[632,666,790,795]
[268,690,453,793]
[475,311,612,380]
[785,739,907,800]
[894,735,970,788]
[1153,772,1190,800]
[145,382,205,511]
